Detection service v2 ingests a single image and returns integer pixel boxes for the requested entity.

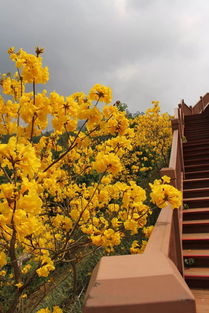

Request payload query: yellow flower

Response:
[124,219,138,235]
[150,182,182,209]
[0,137,41,178]
[111,217,121,229]
[0,270,6,276]
[15,282,23,289]
[22,264,31,274]
[91,234,102,246]
[161,175,171,183]
[152,100,160,105]
[93,152,122,175]
[10,48,49,84]
[36,308,51,313]
[52,306,63,313]
[0,251,7,268]
[130,240,140,254]
[89,84,112,104]
[143,225,154,238]
[36,258,55,277]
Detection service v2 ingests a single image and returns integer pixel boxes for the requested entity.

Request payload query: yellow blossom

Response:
[22,264,32,274]
[52,306,63,313]
[93,152,122,175]
[89,84,112,104]
[150,182,182,209]
[36,308,51,313]
[0,251,7,268]
[15,282,23,289]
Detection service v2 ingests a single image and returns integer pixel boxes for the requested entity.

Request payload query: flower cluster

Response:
[37,306,62,313]
[117,103,172,184]
[150,176,182,209]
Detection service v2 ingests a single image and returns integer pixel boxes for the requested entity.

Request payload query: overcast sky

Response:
[1,0,209,114]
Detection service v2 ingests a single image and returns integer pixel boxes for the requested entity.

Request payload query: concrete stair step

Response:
[183,208,209,220]
[182,233,209,240]
[185,164,209,172]
[182,233,209,249]
[183,197,209,208]
[184,157,209,166]
[184,140,209,149]
[183,219,209,233]
[185,134,209,141]
[185,170,209,179]
[183,219,209,225]
[185,128,209,133]
[183,187,209,198]
[183,249,209,258]
[184,147,209,155]
[183,151,209,159]
[184,178,209,189]
[185,267,209,288]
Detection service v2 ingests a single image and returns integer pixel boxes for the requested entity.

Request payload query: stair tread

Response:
[184,150,209,155]
[184,141,209,147]
[183,219,209,225]
[184,178,209,183]
[184,196,209,201]
[184,154,209,162]
[185,155,209,160]
[183,249,209,257]
[185,169,209,176]
[182,233,209,240]
[183,208,209,214]
[184,187,209,192]
[184,128,209,130]
[184,159,209,164]
[185,267,209,277]
[184,146,209,150]
[185,164,209,168]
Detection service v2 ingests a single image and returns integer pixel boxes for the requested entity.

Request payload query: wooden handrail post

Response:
[83,252,195,313]
[200,96,204,112]
[189,106,193,115]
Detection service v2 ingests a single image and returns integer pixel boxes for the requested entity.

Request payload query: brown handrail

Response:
[83,101,196,313]
[151,101,185,277]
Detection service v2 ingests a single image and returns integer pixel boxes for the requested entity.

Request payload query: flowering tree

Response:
[116,102,172,184]
[0,48,182,313]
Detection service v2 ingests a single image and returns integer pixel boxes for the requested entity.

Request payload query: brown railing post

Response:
[200,96,204,112]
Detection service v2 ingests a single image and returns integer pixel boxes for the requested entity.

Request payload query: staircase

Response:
[182,108,209,291]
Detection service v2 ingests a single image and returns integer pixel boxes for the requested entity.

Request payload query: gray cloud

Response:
[0,0,209,114]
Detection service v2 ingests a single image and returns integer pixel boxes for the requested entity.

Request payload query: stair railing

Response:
[157,107,184,274]
[192,93,209,114]
[83,102,196,313]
